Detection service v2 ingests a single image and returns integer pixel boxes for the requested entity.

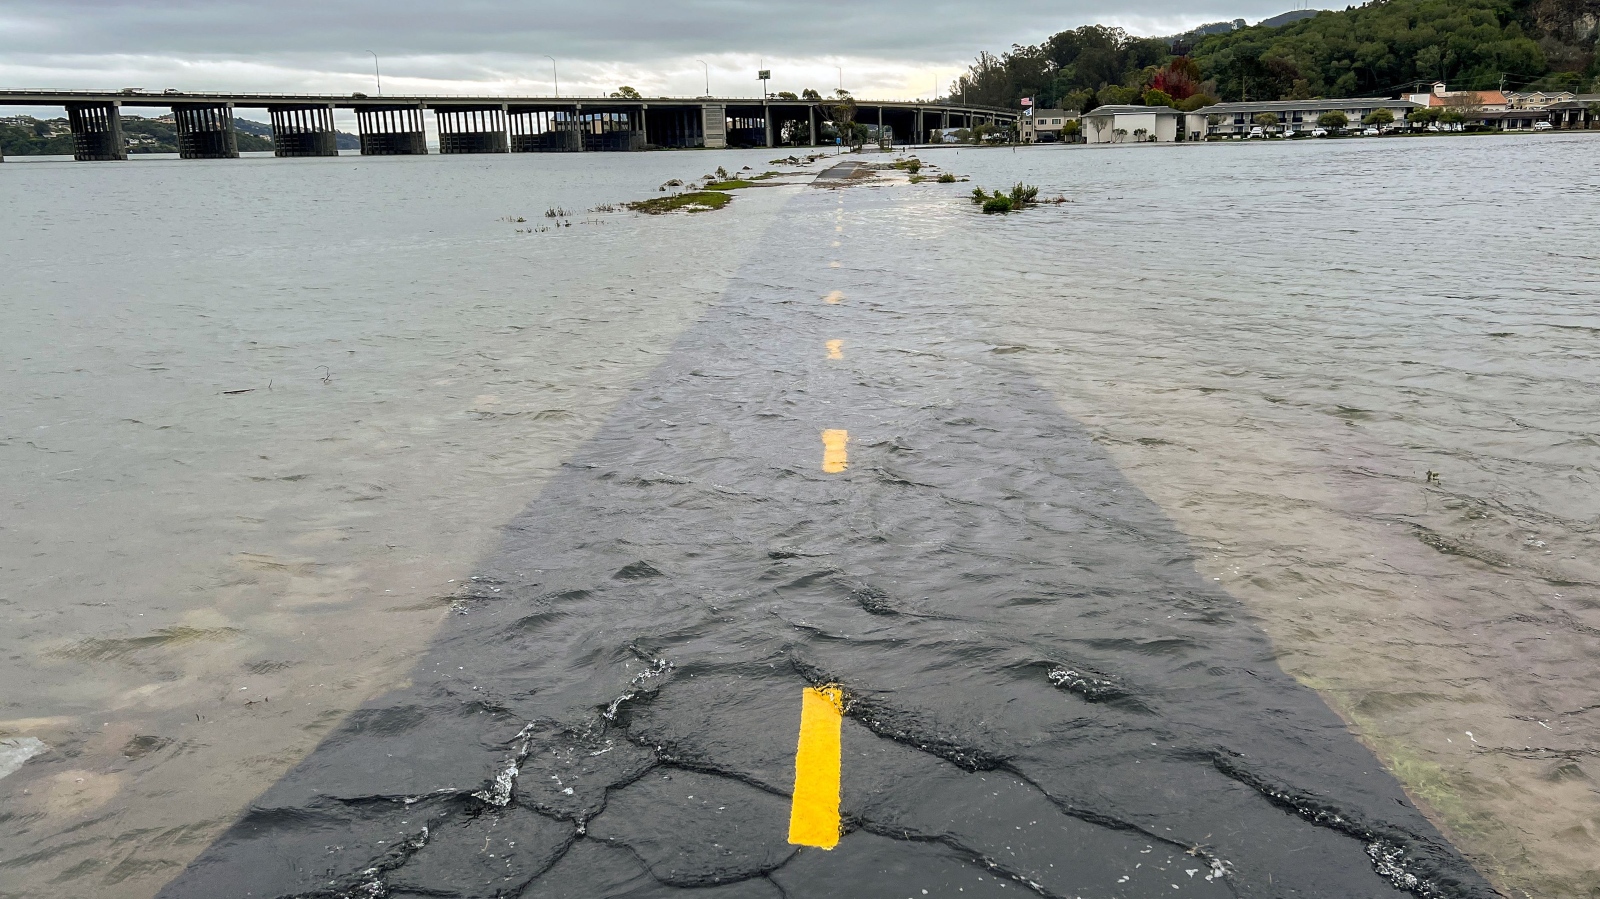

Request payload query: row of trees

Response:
[949,0,1598,111]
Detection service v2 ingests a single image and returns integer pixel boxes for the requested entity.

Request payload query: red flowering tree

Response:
[1150,57,1202,101]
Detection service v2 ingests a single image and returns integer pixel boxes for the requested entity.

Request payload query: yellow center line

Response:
[829,261,841,268]
[826,339,843,360]
[788,685,844,849]
[823,290,844,305]
[831,240,841,248]
[821,429,848,473]
[835,225,843,232]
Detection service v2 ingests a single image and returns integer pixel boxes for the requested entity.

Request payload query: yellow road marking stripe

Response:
[823,290,844,305]
[821,429,848,473]
[788,685,844,849]
[829,261,841,268]
[826,339,843,360]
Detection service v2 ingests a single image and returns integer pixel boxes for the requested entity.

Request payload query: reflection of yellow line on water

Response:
[821,429,848,473]
[829,261,841,268]
[826,339,843,360]
[823,290,844,305]
[788,685,844,849]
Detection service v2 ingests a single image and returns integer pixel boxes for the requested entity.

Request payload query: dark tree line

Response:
[949,0,1598,110]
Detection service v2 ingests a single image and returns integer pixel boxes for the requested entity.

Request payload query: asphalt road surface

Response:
[157,164,1495,899]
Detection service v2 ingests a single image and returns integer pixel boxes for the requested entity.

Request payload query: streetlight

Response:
[367,50,381,96]
[544,55,559,98]
[697,59,709,96]
[836,66,843,93]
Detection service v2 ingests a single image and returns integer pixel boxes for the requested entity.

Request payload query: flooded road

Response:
[157,162,1488,898]
[3,136,1598,898]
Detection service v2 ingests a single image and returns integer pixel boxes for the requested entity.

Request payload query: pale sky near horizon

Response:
[0,1,1308,103]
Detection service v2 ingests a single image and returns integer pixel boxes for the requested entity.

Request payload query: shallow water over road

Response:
[2,135,1597,898]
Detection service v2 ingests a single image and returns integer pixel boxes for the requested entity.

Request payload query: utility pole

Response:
[545,56,558,98]
[697,60,709,96]
[367,51,382,96]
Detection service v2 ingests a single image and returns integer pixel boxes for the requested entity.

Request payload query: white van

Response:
[1248,126,1265,138]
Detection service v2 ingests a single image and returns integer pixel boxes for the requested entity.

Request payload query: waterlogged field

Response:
[1,134,1596,898]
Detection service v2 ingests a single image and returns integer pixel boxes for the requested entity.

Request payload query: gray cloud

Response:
[0,1,1300,98]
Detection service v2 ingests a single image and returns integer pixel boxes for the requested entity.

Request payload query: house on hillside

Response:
[1196,98,1420,135]
[1081,106,1207,143]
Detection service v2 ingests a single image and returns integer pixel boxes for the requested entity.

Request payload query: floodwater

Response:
[1,135,1596,899]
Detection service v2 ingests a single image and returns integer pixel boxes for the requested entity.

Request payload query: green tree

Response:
[1317,110,1348,129]
[776,91,799,100]
[610,86,641,99]
[829,93,858,146]
[801,88,822,100]
[1362,107,1395,127]
[1253,112,1279,128]
[1406,107,1440,127]
[1142,89,1176,107]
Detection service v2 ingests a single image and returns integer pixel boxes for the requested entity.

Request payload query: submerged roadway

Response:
[156,164,1494,899]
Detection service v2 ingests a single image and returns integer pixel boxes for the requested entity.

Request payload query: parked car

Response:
[1533,121,1553,131]
[1361,127,1380,136]
[1248,126,1265,138]
[1311,127,1329,137]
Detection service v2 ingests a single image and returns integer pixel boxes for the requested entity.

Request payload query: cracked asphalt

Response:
[156,163,1495,899]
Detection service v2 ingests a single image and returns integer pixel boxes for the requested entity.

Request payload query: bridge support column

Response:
[66,101,126,161]
[701,103,727,149]
[437,106,508,153]
[357,106,427,155]
[808,106,818,147]
[172,103,239,159]
[269,105,338,157]
[509,107,582,151]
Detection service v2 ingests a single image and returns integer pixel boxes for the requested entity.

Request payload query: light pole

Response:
[545,55,558,98]
[836,66,843,94]
[367,50,381,96]
[697,59,709,96]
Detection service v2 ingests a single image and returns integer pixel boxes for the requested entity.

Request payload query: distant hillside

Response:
[0,114,359,155]
[950,0,1598,110]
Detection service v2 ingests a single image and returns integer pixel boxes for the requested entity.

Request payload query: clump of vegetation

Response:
[715,165,730,180]
[703,179,756,191]
[981,193,1014,214]
[544,206,571,218]
[937,172,957,183]
[659,178,685,192]
[891,157,922,174]
[627,191,733,214]
[590,203,618,213]
[972,183,1044,214]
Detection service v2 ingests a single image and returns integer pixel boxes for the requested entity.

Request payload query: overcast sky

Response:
[1,1,1302,101]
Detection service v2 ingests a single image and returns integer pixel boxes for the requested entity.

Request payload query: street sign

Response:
[758,70,771,80]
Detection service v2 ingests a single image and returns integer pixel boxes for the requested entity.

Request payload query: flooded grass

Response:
[627,191,733,214]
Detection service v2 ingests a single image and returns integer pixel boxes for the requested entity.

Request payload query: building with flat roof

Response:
[1080,105,1207,143]
[1195,98,1421,135]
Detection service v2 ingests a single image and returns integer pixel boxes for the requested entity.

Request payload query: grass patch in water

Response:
[702,179,757,191]
[628,191,732,214]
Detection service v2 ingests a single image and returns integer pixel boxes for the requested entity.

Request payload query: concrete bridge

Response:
[0,90,1018,161]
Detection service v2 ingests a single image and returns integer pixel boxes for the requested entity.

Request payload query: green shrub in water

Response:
[981,194,1014,214]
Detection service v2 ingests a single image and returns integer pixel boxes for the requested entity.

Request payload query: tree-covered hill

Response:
[950,0,1599,110]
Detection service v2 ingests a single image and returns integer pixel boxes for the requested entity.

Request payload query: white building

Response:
[1080,106,1207,144]
[1196,98,1421,136]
